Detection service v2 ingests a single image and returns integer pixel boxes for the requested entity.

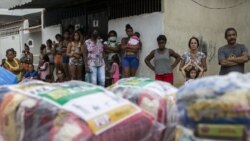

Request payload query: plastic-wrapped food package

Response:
[108,77,178,141]
[0,67,17,85]
[177,72,250,140]
[0,80,164,141]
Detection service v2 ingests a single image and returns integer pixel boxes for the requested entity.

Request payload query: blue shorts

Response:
[62,54,69,64]
[122,55,139,69]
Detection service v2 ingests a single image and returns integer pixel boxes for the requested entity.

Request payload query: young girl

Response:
[39,55,50,81]
[128,32,140,47]
[181,60,204,85]
[55,69,66,83]
[110,55,120,84]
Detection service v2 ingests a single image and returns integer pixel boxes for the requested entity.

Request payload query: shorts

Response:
[69,57,83,66]
[55,54,62,65]
[62,54,69,64]
[122,55,139,69]
[155,73,174,84]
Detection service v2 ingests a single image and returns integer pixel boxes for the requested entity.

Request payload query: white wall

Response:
[0,35,21,61]
[42,24,61,44]
[108,12,165,78]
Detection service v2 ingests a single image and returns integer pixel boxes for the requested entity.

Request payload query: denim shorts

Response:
[62,54,69,64]
[122,55,139,69]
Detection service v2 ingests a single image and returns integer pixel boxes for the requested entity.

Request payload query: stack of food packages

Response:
[108,77,178,141]
[176,72,250,141]
[0,80,165,141]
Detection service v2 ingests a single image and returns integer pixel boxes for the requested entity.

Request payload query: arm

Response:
[66,43,73,57]
[201,57,207,72]
[218,48,239,67]
[82,43,90,72]
[169,49,181,69]
[181,61,192,78]
[227,54,249,64]
[144,50,155,71]
[193,61,204,77]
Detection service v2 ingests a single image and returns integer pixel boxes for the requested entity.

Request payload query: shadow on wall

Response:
[198,36,217,63]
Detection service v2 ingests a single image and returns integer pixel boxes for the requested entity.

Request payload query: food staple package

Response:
[177,72,250,141]
[0,80,164,141]
[108,77,178,141]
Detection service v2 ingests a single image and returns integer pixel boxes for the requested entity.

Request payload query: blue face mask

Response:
[109,37,117,42]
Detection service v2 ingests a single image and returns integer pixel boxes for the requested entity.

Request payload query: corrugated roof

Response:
[0,0,32,9]
[10,0,91,9]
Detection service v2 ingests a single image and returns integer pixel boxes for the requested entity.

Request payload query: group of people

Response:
[1,25,249,86]
[145,27,249,85]
[0,24,142,86]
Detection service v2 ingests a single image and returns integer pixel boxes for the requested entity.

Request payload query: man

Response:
[218,27,249,75]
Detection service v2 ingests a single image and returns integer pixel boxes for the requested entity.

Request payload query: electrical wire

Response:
[191,0,247,9]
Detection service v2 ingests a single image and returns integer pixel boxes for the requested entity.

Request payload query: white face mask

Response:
[109,37,117,42]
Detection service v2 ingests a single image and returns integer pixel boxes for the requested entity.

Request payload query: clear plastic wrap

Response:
[108,77,178,141]
[177,72,250,140]
[0,80,164,141]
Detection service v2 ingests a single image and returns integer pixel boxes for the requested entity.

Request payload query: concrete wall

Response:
[0,34,21,61]
[164,0,250,86]
[108,12,165,79]
[42,24,61,44]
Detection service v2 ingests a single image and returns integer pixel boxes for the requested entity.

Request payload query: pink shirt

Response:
[112,62,120,79]
[40,62,49,80]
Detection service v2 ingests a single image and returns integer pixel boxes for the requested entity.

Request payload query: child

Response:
[110,55,120,84]
[39,55,50,81]
[23,64,38,79]
[181,60,203,85]
[128,32,140,46]
[55,69,66,83]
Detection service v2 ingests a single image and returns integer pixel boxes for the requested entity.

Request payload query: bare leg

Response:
[130,68,138,77]
[69,65,76,80]
[76,65,83,81]
[123,67,130,78]
[63,63,69,79]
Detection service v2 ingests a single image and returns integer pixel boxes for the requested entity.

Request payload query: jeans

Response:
[89,65,105,87]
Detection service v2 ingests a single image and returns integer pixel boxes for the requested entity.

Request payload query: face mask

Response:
[109,37,117,42]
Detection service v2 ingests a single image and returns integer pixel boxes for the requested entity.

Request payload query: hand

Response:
[85,66,91,73]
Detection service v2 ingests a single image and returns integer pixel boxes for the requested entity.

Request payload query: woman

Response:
[54,34,63,71]
[145,35,181,84]
[4,49,23,82]
[67,31,84,80]
[62,30,70,79]
[46,39,55,78]
[20,44,33,74]
[179,37,207,75]
[121,24,141,77]
[83,29,105,86]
